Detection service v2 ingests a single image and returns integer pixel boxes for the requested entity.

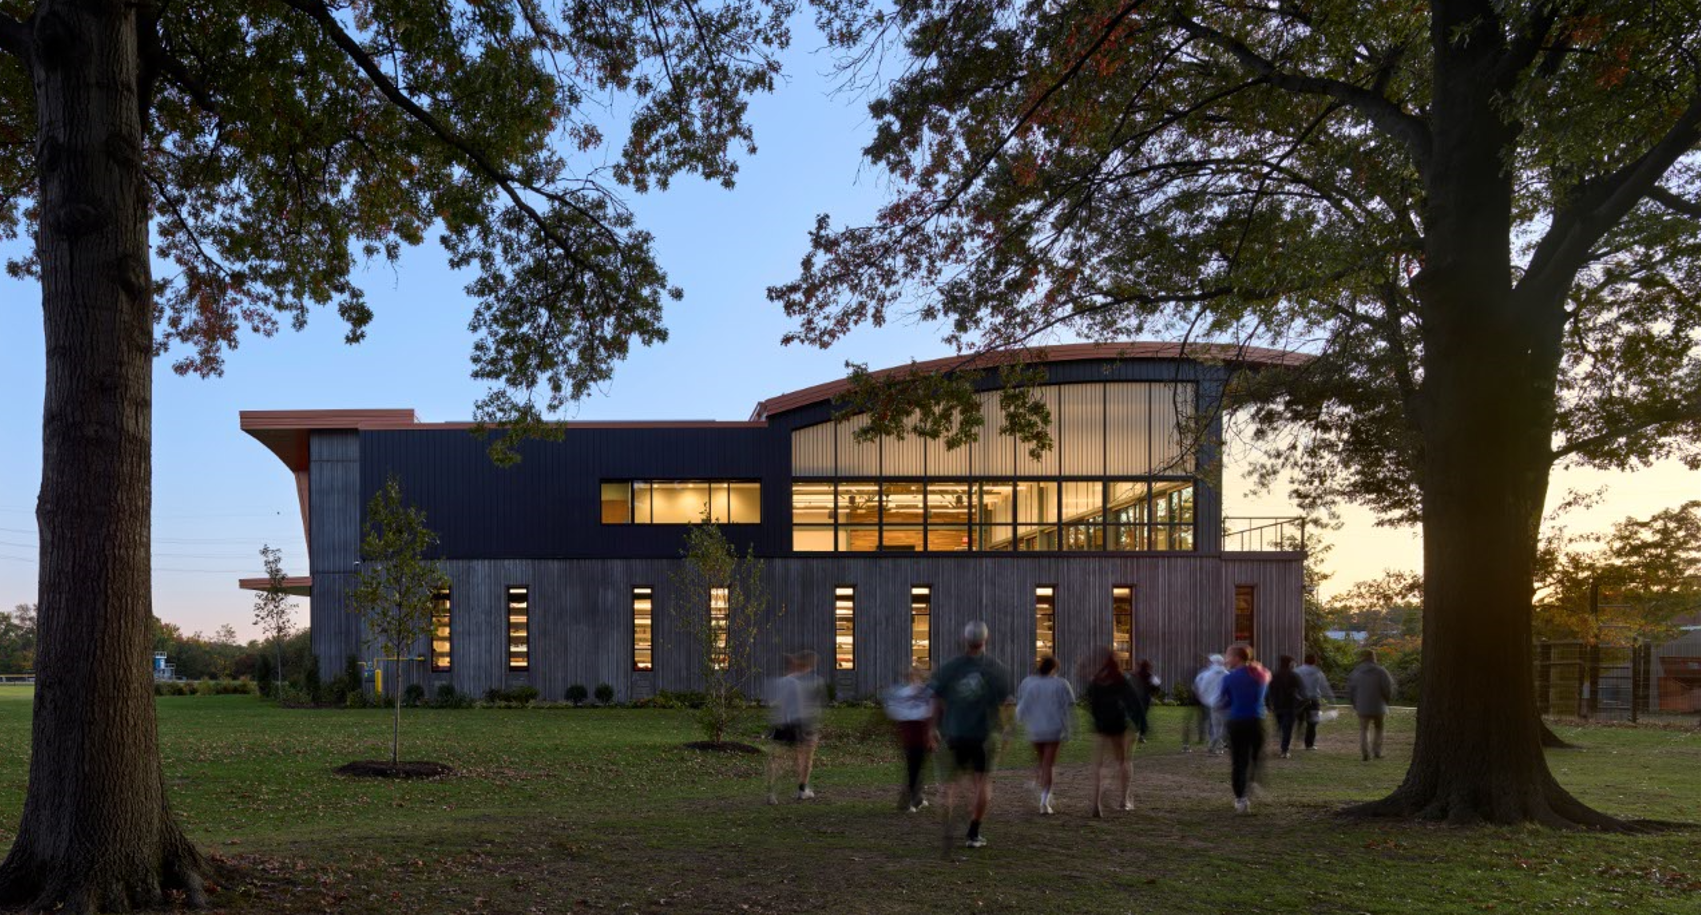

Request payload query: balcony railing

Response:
[1222,517,1307,552]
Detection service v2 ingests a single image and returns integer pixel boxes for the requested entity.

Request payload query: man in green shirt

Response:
[930,620,1012,849]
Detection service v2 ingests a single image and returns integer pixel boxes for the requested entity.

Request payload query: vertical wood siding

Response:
[329,553,1303,702]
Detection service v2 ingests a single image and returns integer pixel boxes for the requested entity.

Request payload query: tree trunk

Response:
[0,1,209,910]
[274,638,283,697]
[1344,0,1622,831]
[392,660,401,766]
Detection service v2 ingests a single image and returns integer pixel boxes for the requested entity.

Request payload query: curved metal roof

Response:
[748,341,1308,420]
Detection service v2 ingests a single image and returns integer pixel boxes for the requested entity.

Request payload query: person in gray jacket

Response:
[1345,649,1396,761]
[1294,654,1335,751]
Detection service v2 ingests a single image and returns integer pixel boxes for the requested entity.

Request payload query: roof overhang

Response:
[747,341,1312,420]
[240,409,423,473]
[236,575,312,597]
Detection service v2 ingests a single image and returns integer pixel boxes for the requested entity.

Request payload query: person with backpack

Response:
[1085,648,1143,817]
[1015,655,1075,815]
[1265,655,1305,758]
[1346,649,1396,761]
[930,621,1013,849]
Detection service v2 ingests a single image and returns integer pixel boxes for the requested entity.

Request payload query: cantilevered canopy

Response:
[236,575,312,598]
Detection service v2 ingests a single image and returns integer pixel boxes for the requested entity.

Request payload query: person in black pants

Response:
[1215,644,1269,814]
[1265,655,1304,759]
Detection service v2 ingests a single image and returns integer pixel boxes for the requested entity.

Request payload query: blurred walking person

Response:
[884,667,934,811]
[1085,648,1142,817]
[1131,659,1161,744]
[1180,655,1209,752]
[1216,644,1269,814]
[1015,656,1074,814]
[1346,649,1396,761]
[930,621,1012,849]
[766,651,825,803]
[1194,654,1229,754]
[1266,655,1304,758]
[1295,653,1335,751]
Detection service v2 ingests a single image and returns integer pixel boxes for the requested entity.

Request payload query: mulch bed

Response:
[335,760,455,779]
[682,741,763,754]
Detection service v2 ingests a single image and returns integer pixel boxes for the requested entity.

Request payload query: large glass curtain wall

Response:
[792,479,1193,552]
[790,381,1198,553]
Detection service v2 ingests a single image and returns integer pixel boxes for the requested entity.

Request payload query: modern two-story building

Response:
[239,342,1307,700]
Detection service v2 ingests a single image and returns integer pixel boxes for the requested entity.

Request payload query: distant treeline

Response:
[0,604,314,684]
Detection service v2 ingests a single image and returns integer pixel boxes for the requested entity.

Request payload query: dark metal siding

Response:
[359,427,784,560]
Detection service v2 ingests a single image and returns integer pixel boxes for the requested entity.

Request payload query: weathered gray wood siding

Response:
[377,554,1302,702]
[308,431,362,679]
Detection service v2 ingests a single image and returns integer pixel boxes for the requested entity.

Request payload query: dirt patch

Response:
[682,740,763,754]
[334,760,454,779]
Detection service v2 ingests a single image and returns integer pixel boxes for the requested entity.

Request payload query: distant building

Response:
[152,652,175,681]
[237,343,1306,699]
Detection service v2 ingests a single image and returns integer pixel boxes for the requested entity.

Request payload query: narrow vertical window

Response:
[430,588,452,673]
[910,586,932,671]
[507,587,529,672]
[633,587,653,671]
[709,587,729,670]
[1112,586,1134,670]
[834,586,855,671]
[1035,586,1056,665]
[600,482,631,523]
[1234,585,1256,645]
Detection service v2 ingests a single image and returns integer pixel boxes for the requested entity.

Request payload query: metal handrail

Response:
[1222,516,1307,552]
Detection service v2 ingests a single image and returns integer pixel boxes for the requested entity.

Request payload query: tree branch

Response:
[0,11,29,59]
[1172,15,1432,174]
[1519,90,1701,312]
[279,0,613,275]
[1551,394,1701,463]
[1650,186,1701,219]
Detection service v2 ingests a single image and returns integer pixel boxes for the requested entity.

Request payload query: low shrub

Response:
[153,680,256,697]
[565,684,588,706]
[593,683,614,705]
[345,690,373,709]
[276,685,317,708]
[432,683,473,708]
[404,683,426,707]
[482,685,541,707]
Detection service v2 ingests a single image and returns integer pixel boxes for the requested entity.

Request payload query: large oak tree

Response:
[0,0,793,908]
[773,0,1701,826]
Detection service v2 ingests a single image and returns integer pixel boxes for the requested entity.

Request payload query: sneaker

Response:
[1280,751,1291,759]
[1119,801,1134,812]
[797,788,815,800]
[1234,797,1250,815]
[1183,745,1193,754]
[767,791,778,805]
[965,835,987,849]
[917,797,930,809]
[1042,801,1054,815]
[906,804,920,814]
[1305,746,1318,752]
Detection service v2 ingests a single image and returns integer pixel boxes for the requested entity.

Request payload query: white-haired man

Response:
[929,620,1012,849]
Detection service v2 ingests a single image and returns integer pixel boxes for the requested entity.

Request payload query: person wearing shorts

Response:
[929,621,1012,848]
[1085,647,1142,817]
[1015,656,1074,814]
[766,651,825,802]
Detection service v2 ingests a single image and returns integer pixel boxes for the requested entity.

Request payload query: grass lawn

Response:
[0,686,1696,914]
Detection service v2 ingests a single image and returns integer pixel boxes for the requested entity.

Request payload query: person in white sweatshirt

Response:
[1015,655,1076,814]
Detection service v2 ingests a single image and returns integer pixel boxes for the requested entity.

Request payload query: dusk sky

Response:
[0,27,1692,642]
